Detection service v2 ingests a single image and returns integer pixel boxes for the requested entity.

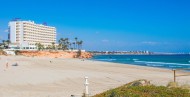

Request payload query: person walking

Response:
[5,60,9,69]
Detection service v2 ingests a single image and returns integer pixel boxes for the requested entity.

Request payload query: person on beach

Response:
[5,60,9,69]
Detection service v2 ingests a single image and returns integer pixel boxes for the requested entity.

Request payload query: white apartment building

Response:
[8,20,56,50]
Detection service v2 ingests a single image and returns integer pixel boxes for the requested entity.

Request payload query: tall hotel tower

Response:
[8,20,56,49]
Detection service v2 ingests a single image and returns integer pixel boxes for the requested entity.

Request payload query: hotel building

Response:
[8,20,56,49]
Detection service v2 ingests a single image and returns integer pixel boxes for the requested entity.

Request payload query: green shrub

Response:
[167,82,178,88]
[93,81,190,97]
[14,50,21,55]
[76,50,82,58]
[0,49,6,55]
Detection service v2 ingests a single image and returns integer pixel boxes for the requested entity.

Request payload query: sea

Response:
[91,54,190,70]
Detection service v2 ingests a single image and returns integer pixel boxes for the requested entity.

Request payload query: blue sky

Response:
[0,0,190,52]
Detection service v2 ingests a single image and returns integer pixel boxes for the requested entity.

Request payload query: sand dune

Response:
[0,56,189,97]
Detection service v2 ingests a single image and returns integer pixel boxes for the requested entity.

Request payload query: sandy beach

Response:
[0,55,189,97]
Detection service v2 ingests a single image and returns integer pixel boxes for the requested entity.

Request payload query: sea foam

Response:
[135,60,190,66]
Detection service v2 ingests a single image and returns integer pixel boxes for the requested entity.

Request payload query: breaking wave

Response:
[97,59,117,61]
[135,61,190,66]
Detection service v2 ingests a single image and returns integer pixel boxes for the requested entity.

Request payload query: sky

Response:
[0,0,190,52]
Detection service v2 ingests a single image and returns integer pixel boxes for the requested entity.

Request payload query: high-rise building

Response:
[8,20,56,49]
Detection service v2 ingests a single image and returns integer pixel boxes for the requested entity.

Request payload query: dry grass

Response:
[0,49,6,55]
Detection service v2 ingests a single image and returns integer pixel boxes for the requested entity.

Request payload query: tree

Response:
[2,40,6,49]
[76,40,83,50]
[69,43,72,50]
[58,37,84,51]
[58,38,69,50]
[58,38,63,50]
[51,42,55,50]
[2,40,11,49]
[78,40,83,50]
[74,37,78,50]
[73,42,76,50]
[6,40,10,46]
[46,45,51,50]
[76,41,79,50]
[35,43,44,51]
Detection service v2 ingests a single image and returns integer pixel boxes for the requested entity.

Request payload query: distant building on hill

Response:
[8,20,56,50]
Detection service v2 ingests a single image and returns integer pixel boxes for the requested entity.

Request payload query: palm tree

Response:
[2,40,6,48]
[74,37,78,42]
[35,43,44,51]
[2,40,10,49]
[76,40,83,50]
[58,38,70,50]
[58,38,64,50]
[0,40,5,49]
[46,45,51,50]
[41,44,45,50]
[79,40,83,50]
[58,37,83,51]
[35,43,39,50]
[51,42,55,50]
[69,43,72,50]
[58,38,63,50]
[72,42,76,50]
[6,40,10,46]
[65,38,70,49]
[76,41,78,50]
[74,37,78,50]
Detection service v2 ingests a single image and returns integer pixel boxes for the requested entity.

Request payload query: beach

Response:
[0,56,189,97]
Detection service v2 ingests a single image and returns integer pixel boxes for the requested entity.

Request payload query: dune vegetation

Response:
[93,80,190,97]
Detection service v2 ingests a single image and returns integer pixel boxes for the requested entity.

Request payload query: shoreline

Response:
[90,59,190,72]
[0,55,189,97]
[91,54,190,71]
[90,59,190,79]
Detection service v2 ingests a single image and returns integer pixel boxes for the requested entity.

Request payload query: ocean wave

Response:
[135,61,190,66]
[169,65,183,68]
[132,59,139,61]
[96,59,117,61]
[146,64,164,67]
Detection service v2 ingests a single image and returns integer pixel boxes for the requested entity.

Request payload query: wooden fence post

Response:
[173,69,176,82]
